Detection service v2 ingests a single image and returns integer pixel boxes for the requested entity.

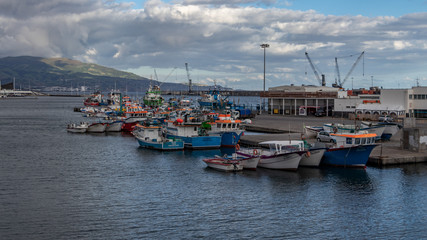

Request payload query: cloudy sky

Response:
[1,0,427,90]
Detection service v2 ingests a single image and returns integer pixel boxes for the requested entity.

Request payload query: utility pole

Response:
[260,43,269,114]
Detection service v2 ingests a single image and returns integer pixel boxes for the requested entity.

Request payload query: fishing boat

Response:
[304,126,324,138]
[134,123,184,151]
[66,122,89,133]
[299,142,327,167]
[143,85,164,108]
[232,146,261,170]
[203,155,243,172]
[323,123,385,139]
[105,120,124,132]
[322,131,378,168]
[205,114,245,147]
[361,121,402,140]
[84,92,107,106]
[238,140,306,171]
[198,86,232,110]
[164,118,221,149]
[86,122,107,133]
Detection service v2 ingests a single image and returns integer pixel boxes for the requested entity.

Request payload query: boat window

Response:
[355,138,360,144]
[227,123,231,128]
[194,127,197,131]
[217,123,221,128]
[361,138,366,144]
[366,138,370,144]
[232,123,236,128]
[346,138,352,144]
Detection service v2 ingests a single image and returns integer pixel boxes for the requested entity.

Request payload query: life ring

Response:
[253,149,258,155]
[235,144,240,151]
[305,151,311,157]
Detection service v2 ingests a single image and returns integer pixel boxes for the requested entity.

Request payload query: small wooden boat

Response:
[203,157,243,171]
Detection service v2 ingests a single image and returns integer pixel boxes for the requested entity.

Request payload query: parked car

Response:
[378,115,393,122]
[314,109,325,117]
[317,131,336,143]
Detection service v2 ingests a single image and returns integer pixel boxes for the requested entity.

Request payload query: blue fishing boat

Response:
[204,113,245,147]
[322,132,378,168]
[164,119,221,149]
[198,86,232,110]
[133,123,184,151]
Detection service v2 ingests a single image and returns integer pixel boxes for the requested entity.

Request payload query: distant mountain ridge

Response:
[0,56,217,93]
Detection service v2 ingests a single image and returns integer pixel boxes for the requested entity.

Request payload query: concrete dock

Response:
[241,114,427,167]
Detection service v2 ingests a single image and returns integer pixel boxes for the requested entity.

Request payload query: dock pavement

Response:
[241,114,427,167]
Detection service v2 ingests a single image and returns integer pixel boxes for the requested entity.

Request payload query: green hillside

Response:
[0,56,153,92]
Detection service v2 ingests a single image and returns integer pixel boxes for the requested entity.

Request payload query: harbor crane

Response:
[185,63,192,93]
[305,52,326,86]
[333,51,365,88]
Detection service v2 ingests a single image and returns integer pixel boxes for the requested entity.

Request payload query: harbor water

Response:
[1,97,427,239]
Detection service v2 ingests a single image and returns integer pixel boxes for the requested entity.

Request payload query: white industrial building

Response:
[263,85,427,118]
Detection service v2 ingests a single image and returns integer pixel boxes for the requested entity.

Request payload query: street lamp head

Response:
[260,43,270,48]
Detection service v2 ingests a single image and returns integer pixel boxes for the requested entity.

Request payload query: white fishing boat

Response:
[299,142,327,167]
[238,140,306,171]
[304,126,323,138]
[86,122,107,133]
[361,121,402,140]
[105,120,123,132]
[233,147,261,170]
[323,123,385,139]
[66,122,89,133]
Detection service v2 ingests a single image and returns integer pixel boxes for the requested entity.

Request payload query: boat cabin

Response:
[330,132,377,147]
[259,140,305,153]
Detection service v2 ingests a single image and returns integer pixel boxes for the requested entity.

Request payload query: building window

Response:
[409,95,412,99]
[422,95,426,100]
[414,95,418,99]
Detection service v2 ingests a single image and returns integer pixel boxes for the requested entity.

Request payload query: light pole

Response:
[260,43,269,113]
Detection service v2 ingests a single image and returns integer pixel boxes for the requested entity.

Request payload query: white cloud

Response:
[0,0,426,89]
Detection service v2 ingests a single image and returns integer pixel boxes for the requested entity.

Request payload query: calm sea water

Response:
[1,96,427,239]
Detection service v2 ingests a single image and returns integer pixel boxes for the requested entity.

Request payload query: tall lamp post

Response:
[260,43,269,114]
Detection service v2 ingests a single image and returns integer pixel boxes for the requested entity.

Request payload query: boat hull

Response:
[167,134,221,149]
[86,123,106,133]
[203,158,243,171]
[137,138,184,150]
[121,122,138,132]
[106,121,123,132]
[67,128,86,133]
[257,152,303,171]
[322,144,377,168]
[299,148,326,167]
[220,132,243,148]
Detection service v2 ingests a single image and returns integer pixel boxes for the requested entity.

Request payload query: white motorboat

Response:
[66,122,89,133]
[86,122,107,133]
